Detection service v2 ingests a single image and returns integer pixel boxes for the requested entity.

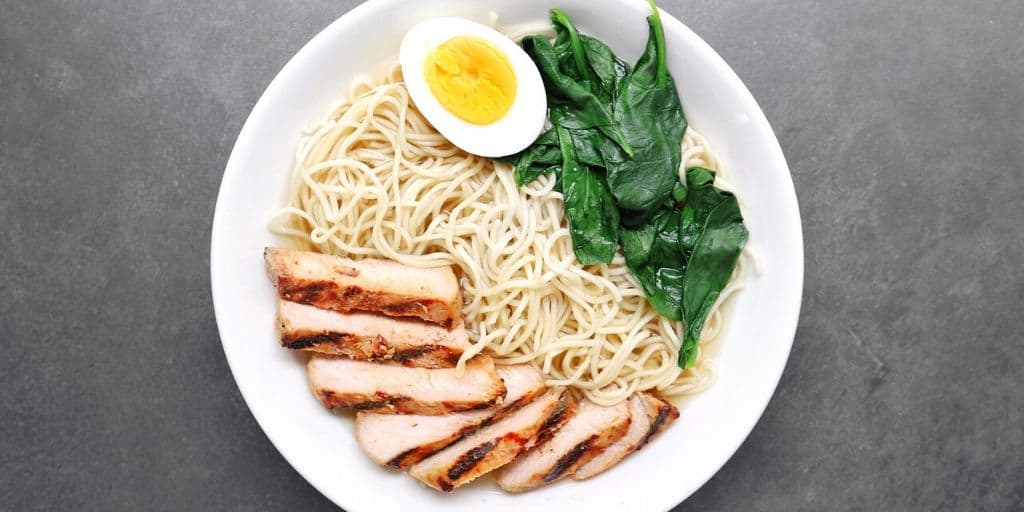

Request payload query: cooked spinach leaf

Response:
[620,209,685,320]
[515,162,561,188]
[513,129,560,186]
[579,34,629,103]
[512,4,747,369]
[511,124,606,186]
[521,35,633,157]
[557,126,620,265]
[678,167,731,257]
[672,181,687,203]
[604,15,687,214]
[551,8,594,87]
[619,223,656,268]
[550,109,620,167]
[677,168,748,367]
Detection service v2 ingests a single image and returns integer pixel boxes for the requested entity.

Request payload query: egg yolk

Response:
[423,36,517,125]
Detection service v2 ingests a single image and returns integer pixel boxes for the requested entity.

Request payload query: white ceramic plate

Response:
[211,0,803,510]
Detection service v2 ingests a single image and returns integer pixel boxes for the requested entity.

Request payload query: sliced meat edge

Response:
[265,247,462,327]
[408,388,576,492]
[278,300,469,368]
[307,354,505,415]
[496,399,631,492]
[356,364,548,468]
[572,394,651,480]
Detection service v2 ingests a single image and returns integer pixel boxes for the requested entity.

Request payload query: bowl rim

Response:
[211,0,803,510]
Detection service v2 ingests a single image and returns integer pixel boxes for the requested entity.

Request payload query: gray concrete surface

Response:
[2,0,1022,510]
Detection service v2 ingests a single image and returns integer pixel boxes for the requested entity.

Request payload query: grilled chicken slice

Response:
[278,300,470,368]
[496,399,631,492]
[265,247,462,328]
[308,355,505,415]
[409,388,575,492]
[358,409,492,470]
[571,395,650,480]
[634,392,680,449]
[356,365,547,469]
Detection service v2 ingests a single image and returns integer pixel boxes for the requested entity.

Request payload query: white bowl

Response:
[210,0,803,510]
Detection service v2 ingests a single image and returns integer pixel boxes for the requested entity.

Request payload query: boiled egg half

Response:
[399,18,547,158]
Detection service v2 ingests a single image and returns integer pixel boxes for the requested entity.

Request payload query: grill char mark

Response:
[543,437,595,483]
[349,400,391,411]
[277,278,458,329]
[637,403,678,450]
[282,328,459,367]
[534,397,575,446]
[380,384,547,470]
[319,391,501,415]
[386,448,418,470]
[280,332,347,350]
[446,440,498,483]
[406,390,571,492]
[389,345,459,366]
[383,420,485,469]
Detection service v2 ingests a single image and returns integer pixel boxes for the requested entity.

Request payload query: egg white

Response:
[399,18,547,158]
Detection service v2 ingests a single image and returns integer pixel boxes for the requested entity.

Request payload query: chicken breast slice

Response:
[634,392,680,450]
[571,395,649,480]
[496,399,631,492]
[308,354,505,415]
[278,300,470,368]
[409,388,576,492]
[571,392,679,480]
[265,247,462,328]
[356,365,548,469]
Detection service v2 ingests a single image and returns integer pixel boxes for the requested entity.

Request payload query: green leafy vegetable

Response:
[677,167,748,367]
[550,109,618,167]
[551,8,594,87]
[678,167,730,257]
[603,15,687,214]
[647,0,668,87]
[620,209,686,320]
[511,11,630,186]
[516,162,562,189]
[521,36,634,157]
[671,182,687,203]
[558,126,620,265]
[579,34,629,102]
[511,128,606,187]
[511,3,747,369]
[513,129,561,186]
